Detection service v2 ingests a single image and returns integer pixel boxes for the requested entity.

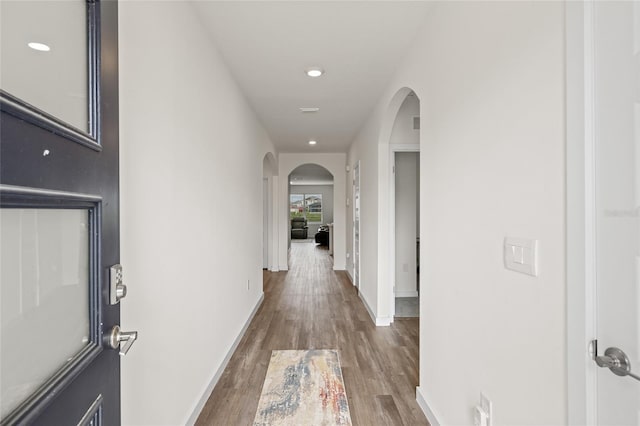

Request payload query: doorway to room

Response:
[394,151,420,318]
[388,91,420,319]
[288,164,335,256]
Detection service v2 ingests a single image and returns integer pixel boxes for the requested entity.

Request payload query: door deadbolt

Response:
[109,264,127,304]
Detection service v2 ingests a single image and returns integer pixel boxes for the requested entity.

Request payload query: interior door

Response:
[591,1,640,423]
[0,1,126,424]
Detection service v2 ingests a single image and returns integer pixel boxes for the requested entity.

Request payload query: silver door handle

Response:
[594,346,640,381]
[105,325,138,356]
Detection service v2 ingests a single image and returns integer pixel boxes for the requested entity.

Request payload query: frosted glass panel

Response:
[0,209,90,418]
[0,0,88,131]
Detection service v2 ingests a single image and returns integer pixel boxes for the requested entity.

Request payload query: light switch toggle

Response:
[512,245,524,264]
[504,237,538,276]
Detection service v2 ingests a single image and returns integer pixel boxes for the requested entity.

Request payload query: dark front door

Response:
[0,1,124,424]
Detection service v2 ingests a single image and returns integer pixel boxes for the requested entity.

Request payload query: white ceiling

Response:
[193,1,431,153]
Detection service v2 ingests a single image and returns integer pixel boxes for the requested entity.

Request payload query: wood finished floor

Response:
[195,242,427,426]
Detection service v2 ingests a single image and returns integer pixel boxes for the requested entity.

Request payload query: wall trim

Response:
[359,292,392,327]
[416,386,441,426]
[185,293,265,425]
[345,269,354,284]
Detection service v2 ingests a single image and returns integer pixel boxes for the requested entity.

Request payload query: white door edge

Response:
[566,1,603,424]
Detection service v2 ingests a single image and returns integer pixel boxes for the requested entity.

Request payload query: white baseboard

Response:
[185,293,265,425]
[345,269,354,284]
[279,264,289,271]
[358,291,392,326]
[416,386,441,426]
[396,290,419,298]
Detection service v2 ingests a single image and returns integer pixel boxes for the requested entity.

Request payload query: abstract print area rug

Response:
[253,350,352,426]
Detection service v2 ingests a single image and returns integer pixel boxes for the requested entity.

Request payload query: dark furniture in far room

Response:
[291,217,308,239]
[315,225,329,246]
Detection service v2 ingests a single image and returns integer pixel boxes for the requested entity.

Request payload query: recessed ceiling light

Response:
[306,68,324,78]
[308,140,317,145]
[28,42,50,52]
[300,107,320,113]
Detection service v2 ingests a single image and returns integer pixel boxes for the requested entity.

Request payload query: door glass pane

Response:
[0,209,90,418]
[0,0,88,131]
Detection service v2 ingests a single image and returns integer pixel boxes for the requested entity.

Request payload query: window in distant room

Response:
[290,193,322,223]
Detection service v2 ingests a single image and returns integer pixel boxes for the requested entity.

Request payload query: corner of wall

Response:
[358,291,392,327]
[416,387,441,426]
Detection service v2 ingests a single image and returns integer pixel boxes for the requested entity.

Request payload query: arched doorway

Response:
[388,92,420,319]
[277,153,347,272]
[287,164,334,252]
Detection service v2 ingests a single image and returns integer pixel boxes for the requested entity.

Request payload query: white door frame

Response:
[389,144,420,319]
[353,161,361,290]
[269,176,279,271]
[566,2,597,424]
[263,178,269,269]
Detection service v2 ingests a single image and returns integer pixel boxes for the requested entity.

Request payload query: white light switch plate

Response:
[504,237,538,276]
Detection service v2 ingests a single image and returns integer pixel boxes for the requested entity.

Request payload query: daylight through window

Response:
[290,194,322,223]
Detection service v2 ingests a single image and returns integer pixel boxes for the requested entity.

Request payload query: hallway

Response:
[195,242,427,425]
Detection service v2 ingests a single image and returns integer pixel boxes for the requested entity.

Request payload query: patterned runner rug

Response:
[253,350,352,426]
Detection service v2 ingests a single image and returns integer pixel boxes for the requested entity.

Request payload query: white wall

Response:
[289,184,334,237]
[347,119,381,318]
[347,2,566,424]
[395,152,419,297]
[278,154,346,271]
[119,2,276,425]
[390,95,420,146]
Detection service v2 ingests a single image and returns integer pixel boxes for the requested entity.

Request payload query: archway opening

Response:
[375,87,422,395]
[287,164,334,254]
[388,92,421,319]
